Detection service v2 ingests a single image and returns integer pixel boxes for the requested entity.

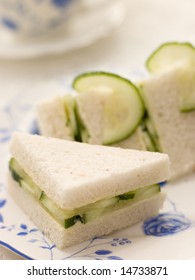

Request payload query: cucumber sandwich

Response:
[140,42,195,179]
[37,43,195,179]
[8,132,170,249]
[37,72,146,150]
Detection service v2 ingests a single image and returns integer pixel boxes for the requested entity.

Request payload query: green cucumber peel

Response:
[146,41,195,73]
[73,71,145,145]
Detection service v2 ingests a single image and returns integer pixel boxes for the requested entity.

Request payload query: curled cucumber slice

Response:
[73,72,145,145]
[146,42,195,112]
[146,42,195,73]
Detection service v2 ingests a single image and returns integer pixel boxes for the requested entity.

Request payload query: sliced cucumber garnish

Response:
[73,72,145,145]
[146,42,195,112]
[146,42,195,73]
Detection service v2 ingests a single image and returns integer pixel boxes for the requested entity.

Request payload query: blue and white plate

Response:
[0,76,195,260]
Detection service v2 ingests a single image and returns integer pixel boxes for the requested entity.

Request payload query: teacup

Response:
[0,0,78,38]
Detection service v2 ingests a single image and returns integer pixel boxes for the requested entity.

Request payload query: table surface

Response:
[1,0,195,259]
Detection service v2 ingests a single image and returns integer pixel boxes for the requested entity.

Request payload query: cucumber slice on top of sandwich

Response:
[146,42,195,112]
[73,72,145,145]
[146,42,195,73]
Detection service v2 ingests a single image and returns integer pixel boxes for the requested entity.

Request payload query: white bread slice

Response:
[140,67,195,179]
[8,173,165,249]
[37,96,74,141]
[75,90,105,144]
[9,132,170,209]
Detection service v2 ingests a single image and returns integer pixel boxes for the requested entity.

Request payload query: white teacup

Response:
[0,0,78,38]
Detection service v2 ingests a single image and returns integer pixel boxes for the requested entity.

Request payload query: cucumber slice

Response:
[40,192,76,226]
[74,104,90,143]
[144,118,161,151]
[10,159,161,229]
[63,94,78,138]
[146,42,195,112]
[83,197,119,223]
[9,158,25,184]
[146,42,195,73]
[9,158,42,199]
[73,72,145,145]
[64,215,83,229]
[20,181,42,199]
[140,120,157,152]
[84,197,119,211]
[118,184,160,201]
[83,185,160,223]
[83,208,105,224]
[141,130,157,152]
[118,190,135,200]
[177,67,195,112]
[134,184,160,200]
[9,163,22,185]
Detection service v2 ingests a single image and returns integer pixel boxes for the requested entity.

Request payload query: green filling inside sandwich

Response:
[140,116,162,152]
[62,95,85,142]
[9,158,161,229]
[74,103,90,143]
[62,96,90,143]
[62,93,162,151]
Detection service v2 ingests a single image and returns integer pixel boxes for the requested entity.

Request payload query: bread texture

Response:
[140,67,195,179]
[37,96,74,140]
[9,132,170,209]
[8,173,165,249]
[75,90,105,144]
[37,91,146,150]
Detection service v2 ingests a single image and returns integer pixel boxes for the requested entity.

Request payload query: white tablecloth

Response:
[1,0,195,259]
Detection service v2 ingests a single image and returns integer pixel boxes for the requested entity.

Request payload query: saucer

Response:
[0,1,125,59]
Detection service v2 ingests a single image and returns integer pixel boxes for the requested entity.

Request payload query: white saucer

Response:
[0,1,125,59]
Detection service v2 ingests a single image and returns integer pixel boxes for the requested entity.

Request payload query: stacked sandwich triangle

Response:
[37,42,195,180]
[8,132,170,249]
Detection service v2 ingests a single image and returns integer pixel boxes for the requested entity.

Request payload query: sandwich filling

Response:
[9,158,162,229]
[62,95,162,151]
[61,95,90,143]
[140,116,162,152]
[62,95,84,142]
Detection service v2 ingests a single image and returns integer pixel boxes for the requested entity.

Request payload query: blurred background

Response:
[0,0,195,84]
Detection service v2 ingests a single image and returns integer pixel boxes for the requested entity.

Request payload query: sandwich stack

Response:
[8,132,170,249]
